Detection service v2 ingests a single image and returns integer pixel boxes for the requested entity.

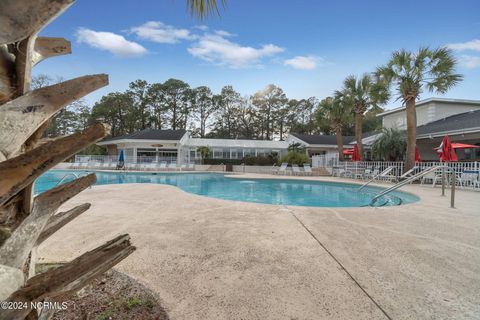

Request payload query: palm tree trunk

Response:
[335,126,345,161]
[354,111,363,157]
[405,98,417,171]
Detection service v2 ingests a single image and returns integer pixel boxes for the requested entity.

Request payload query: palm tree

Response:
[339,74,388,159]
[187,0,226,18]
[371,128,407,161]
[376,47,463,170]
[197,146,211,164]
[319,95,352,161]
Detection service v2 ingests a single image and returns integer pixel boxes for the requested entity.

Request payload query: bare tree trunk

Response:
[335,126,345,161]
[354,111,363,158]
[405,98,417,171]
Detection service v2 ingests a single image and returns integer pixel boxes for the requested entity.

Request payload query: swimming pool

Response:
[34,170,419,207]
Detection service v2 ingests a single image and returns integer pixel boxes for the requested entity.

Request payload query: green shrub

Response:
[279,151,310,165]
[203,158,243,165]
[242,154,278,166]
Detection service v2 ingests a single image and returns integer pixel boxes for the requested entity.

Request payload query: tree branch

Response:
[0,122,110,207]
[0,74,109,161]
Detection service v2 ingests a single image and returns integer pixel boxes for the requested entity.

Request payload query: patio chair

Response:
[420,171,435,186]
[292,164,303,176]
[125,163,135,171]
[456,171,478,189]
[376,166,397,183]
[80,162,88,169]
[157,161,166,171]
[188,163,195,171]
[180,164,187,171]
[398,166,419,182]
[277,163,289,175]
[473,175,480,191]
[303,164,313,176]
[271,164,279,175]
[168,162,177,171]
[70,162,80,169]
[116,161,124,170]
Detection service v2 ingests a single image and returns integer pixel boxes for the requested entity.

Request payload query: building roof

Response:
[416,109,480,138]
[184,137,289,149]
[290,133,354,145]
[377,98,480,117]
[101,129,187,143]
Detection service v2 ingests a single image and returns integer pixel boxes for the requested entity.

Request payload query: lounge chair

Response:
[376,166,397,182]
[277,163,289,175]
[180,164,187,171]
[303,164,313,176]
[168,162,177,171]
[80,162,88,169]
[365,168,379,180]
[158,162,167,171]
[188,163,195,171]
[271,165,279,175]
[116,161,124,170]
[292,164,302,176]
[398,166,419,182]
[70,162,80,169]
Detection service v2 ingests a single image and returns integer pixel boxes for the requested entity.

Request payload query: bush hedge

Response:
[279,151,310,165]
[203,154,279,166]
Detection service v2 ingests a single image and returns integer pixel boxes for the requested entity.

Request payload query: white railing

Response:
[312,153,339,169]
[75,155,179,164]
[321,158,480,191]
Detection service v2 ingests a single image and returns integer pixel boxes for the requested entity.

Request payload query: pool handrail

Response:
[358,166,395,191]
[369,165,456,207]
[55,172,81,186]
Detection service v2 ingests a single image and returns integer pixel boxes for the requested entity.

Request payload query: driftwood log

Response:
[0,1,135,319]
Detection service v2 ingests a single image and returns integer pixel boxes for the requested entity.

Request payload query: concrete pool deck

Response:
[37,174,480,319]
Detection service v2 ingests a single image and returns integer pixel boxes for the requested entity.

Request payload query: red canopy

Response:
[437,135,458,162]
[451,143,480,149]
[414,145,421,162]
[343,149,354,155]
[352,144,362,161]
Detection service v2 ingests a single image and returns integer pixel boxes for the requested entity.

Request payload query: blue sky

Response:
[35,0,480,109]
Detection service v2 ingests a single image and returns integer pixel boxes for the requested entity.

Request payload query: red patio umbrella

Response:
[352,144,362,161]
[414,145,421,162]
[343,149,354,155]
[451,143,480,149]
[437,135,458,162]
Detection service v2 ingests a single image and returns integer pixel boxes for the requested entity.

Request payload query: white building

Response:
[96,130,349,164]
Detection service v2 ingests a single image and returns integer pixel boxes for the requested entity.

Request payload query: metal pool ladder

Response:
[55,172,84,186]
[369,165,456,208]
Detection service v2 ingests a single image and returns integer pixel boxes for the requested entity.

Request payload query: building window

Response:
[243,149,255,157]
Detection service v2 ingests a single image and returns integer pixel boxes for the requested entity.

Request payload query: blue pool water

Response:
[34,170,419,207]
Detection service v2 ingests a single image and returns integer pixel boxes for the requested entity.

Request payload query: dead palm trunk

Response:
[404,97,417,171]
[0,1,134,318]
[334,125,345,161]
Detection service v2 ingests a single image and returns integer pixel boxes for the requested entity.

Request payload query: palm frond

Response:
[186,0,225,18]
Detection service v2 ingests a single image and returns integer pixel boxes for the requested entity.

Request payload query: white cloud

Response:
[130,21,196,44]
[447,39,480,52]
[457,55,480,68]
[194,25,209,31]
[284,55,323,70]
[76,28,147,57]
[188,33,284,68]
